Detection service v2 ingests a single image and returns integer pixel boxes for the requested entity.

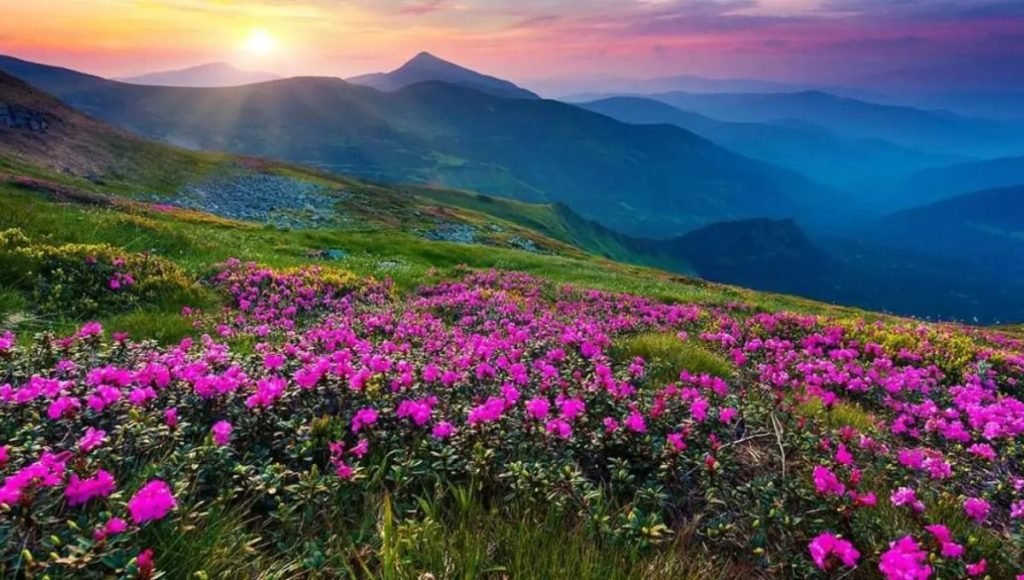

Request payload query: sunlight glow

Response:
[244,28,277,55]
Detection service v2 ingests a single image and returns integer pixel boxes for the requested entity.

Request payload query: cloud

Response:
[396,0,451,15]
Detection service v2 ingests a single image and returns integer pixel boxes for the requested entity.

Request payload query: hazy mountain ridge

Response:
[580,96,963,193]
[574,89,1024,159]
[117,62,281,87]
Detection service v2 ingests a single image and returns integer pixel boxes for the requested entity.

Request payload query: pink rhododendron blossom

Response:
[624,411,646,433]
[879,536,932,580]
[432,421,456,439]
[812,465,846,497]
[351,407,379,432]
[808,532,860,570]
[963,497,990,523]
[93,517,127,541]
[211,420,232,446]
[890,487,926,513]
[65,470,116,506]
[127,480,177,524]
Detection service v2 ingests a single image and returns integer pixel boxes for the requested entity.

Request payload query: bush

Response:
[0,228,203,319]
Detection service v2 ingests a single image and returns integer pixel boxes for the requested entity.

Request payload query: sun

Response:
[244,28,277,55]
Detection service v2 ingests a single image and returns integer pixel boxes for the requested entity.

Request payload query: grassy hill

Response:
[0,54,841,238]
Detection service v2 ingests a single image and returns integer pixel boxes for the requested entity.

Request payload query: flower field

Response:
[2,260,1024,578]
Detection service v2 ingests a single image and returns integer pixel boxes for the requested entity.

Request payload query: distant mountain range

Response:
[5,64,1024,323]
[347,52,538,100]
[116,62,280,87]
[570,90,1024,159]
[579,96,962,195]
[0,53,842,237]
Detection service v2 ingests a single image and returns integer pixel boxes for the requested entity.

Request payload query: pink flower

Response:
[432,421,456,439]
[966,560,987,577]
[78,321,103,339]
[93,517,127,541]
[812,465,846,497]
[0,445,8,466]
[558,398,586,421]
[65,470,116,506]
[78,428,107,453]
[211,420,232,446]
[879,536,932,580]
[352,407,379,432]
[719,407,738,424]
[137,548,156,579]
[835,443,853,466]
[525,398,550,420]
[127,480,177,524]
[963,497,990,523]
[890,487,926,513]
[164,407,178,429]
[666,432,687,452]
[545,419,573,439]
[924,524,963,559]
[624,411,647,433]
[808,532,860,570]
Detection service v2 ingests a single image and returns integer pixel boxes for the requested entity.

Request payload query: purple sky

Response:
[1,0,1022,87]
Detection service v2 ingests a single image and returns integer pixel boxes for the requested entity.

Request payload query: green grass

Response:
[795,399,879,433]
[613,332,735,385]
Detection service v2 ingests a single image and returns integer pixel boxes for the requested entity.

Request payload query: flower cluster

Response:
[1,263,1023,576]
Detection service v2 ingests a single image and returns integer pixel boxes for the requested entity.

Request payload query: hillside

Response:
[581,96,959,192]
[595,90,1024,159]
[117,62,280,87]
[0,54,840,237]
[877,155,1024,210]
[866,185,1024,284]
[347,52,538,100]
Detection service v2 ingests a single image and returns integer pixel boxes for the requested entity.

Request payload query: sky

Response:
[1,0,1022,86]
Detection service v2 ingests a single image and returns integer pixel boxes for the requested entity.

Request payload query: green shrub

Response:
[0,228,204,319]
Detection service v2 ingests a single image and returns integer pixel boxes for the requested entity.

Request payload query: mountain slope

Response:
[5,66,1024,323]
[347,52,537,100]
[0,54,842,237]
[580,96,960,191]
[610,90,1023,158]
[865,185,1024,283]
[117,62,280,87]
[879,156,1024,210]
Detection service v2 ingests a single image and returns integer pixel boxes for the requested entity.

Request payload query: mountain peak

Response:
[347,51,539,100]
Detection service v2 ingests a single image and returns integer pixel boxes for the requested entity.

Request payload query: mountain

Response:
[600,90,1024,159]
[865,185,1024,284]
[0,69,190,177]
[5,65,1024,323]
[580,96,961,192]
[0,54,842,237]
[347,52,538,100]
[116,62,280,87]
[876,156,1024,210]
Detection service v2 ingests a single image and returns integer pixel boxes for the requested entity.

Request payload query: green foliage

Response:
[0,228,205,319]
[614,332,735,385]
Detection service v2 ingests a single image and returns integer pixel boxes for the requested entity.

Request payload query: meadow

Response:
[2,185,1024,578]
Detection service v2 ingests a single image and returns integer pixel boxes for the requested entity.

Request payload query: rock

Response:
[423,223,477,244]
[146,170,344,229]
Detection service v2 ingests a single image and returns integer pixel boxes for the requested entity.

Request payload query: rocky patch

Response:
[149,171,347,229]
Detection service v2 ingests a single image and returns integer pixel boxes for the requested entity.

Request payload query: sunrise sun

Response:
[243,27,276,55]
